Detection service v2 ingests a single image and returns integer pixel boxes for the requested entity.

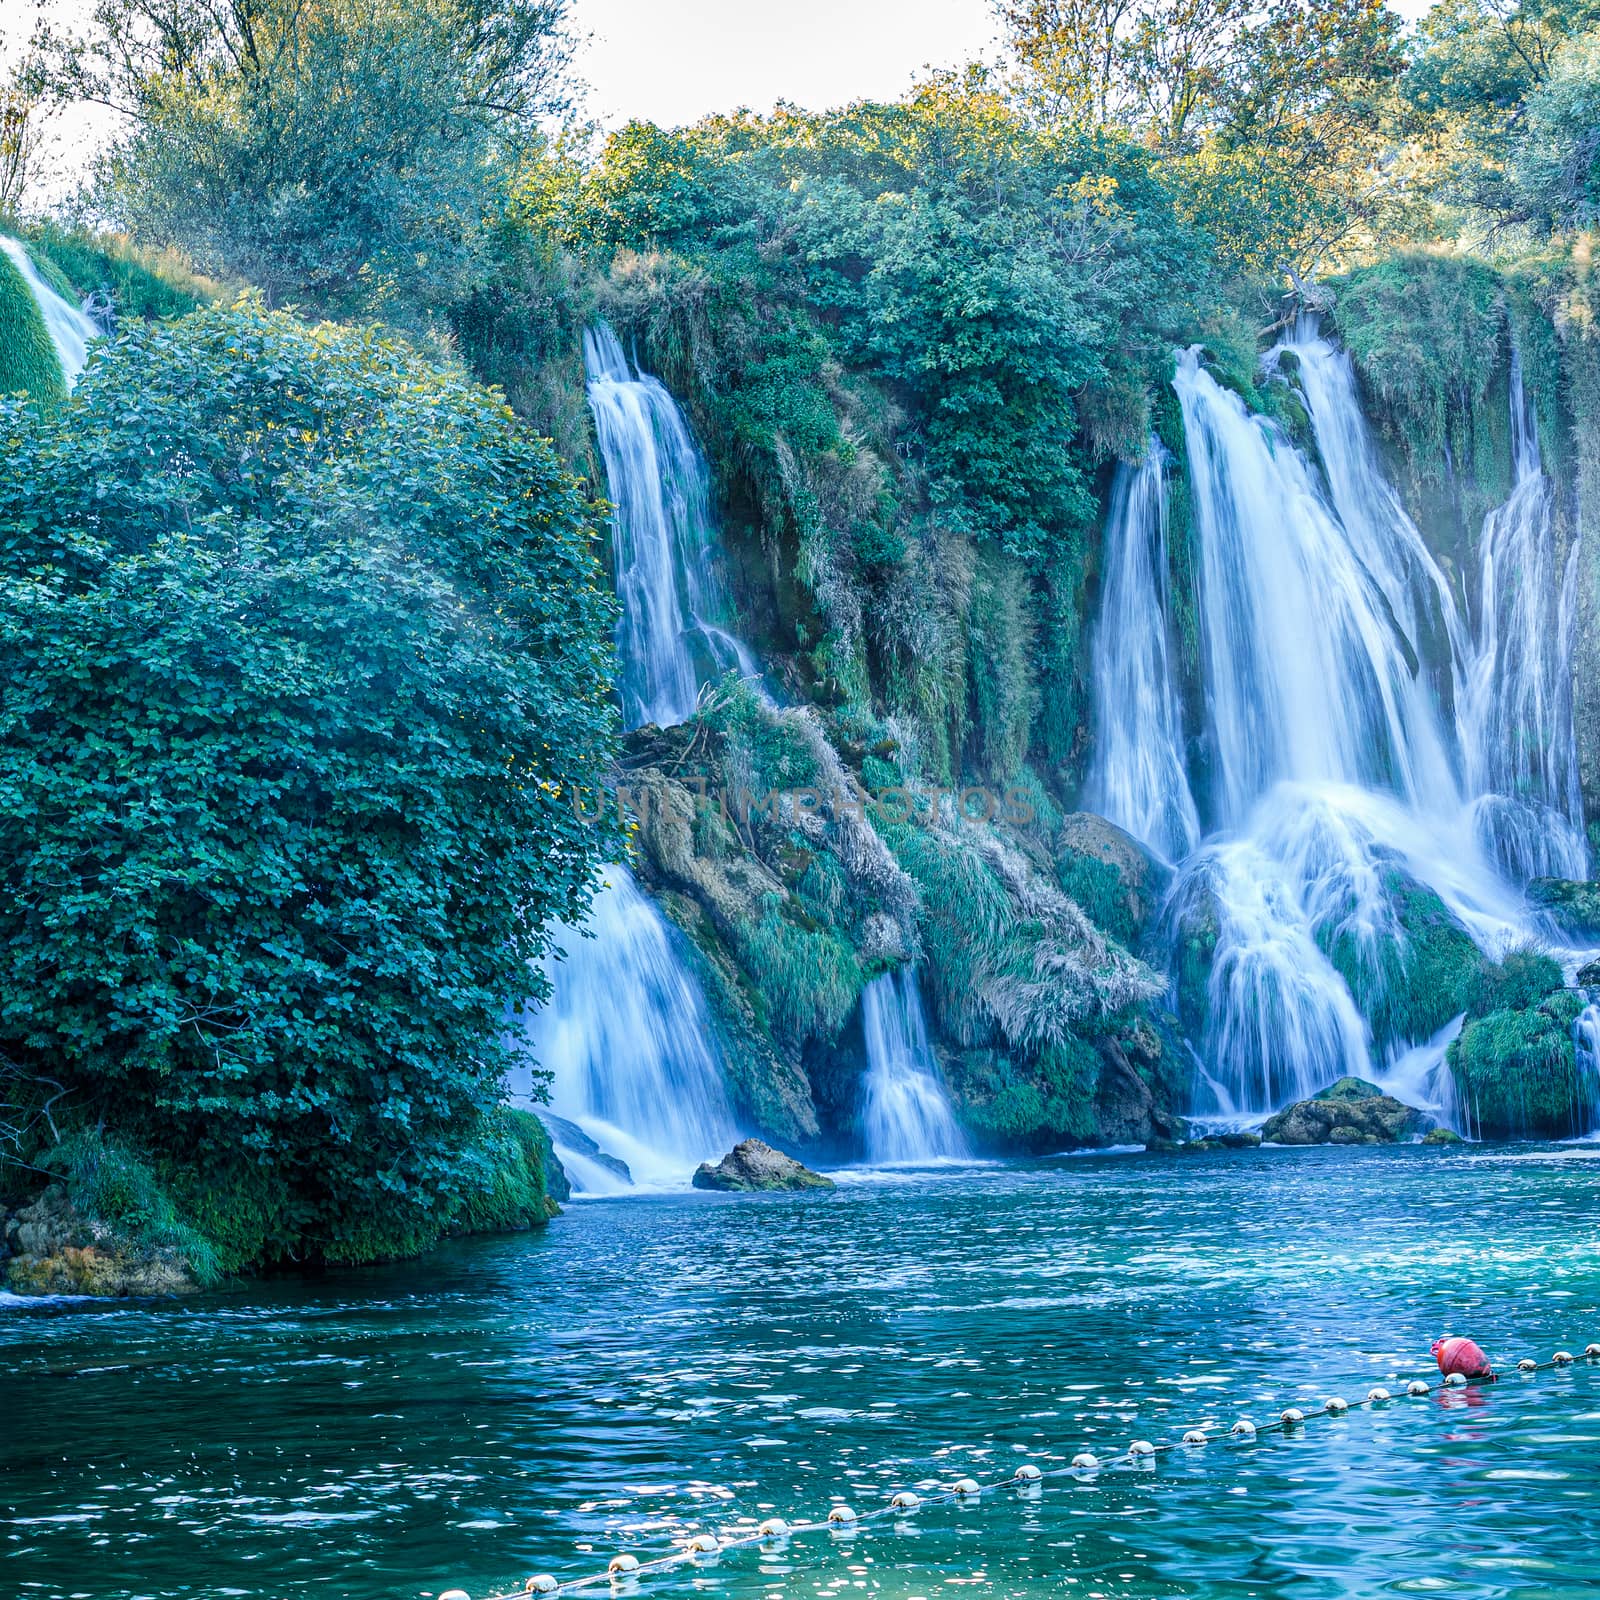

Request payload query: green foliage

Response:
[1449,987,1587,1137]
[22,221,212,321]
[1331,252,1512,548]
[946,1035,1101,1149]
[1473,946,1567,1015]
[448,1109,559,1239]
[82,0,575,320]
[0,301,619,1266]
[734,898,865,1051]
[0,241,65,401]
[42,1130,223,1286]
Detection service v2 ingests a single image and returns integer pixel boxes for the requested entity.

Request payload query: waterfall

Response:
[1,237,99,388]
[1089,317,1583,1121]
[512,329,766,1190]
[583,322,762,731]
[1085,442,1201,863]
[859,969,969,1164]
[1461,349,1589,882]
[512,866,737,1191]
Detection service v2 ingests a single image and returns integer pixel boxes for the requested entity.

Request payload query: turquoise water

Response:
[5,1144,1600,1599]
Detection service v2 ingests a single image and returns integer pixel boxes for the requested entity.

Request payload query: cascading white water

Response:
[1095,318,1586,1121]
[1461,349,1589,882]
[859,968,969,1164]
[512,866,737,1191]
[1574,1001,1600,1139]
[1085,442,1201,863]
[1,236,99,388]
[512,329,770,1191]
[583,322,762,731]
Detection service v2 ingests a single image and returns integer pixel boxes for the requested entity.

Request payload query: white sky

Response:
[571,0,1002,127]
[9,0,1437,205]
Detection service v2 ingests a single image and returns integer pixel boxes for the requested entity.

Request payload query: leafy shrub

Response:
[0,301,620,1265]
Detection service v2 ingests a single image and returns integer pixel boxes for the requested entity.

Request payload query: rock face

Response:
[692,1138,835,1192]
[2,1186,200,1297]
[1261,1077,1431,1146]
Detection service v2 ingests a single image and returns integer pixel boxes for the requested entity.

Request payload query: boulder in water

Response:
[1448,986,1591,1138]
[692,1138,835,1192]
[1261,1078,1431,1145]
[3,1185,200,1296]
[1579,957,1600,988]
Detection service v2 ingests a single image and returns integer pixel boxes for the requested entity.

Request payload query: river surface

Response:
[5,1145,1600,1599]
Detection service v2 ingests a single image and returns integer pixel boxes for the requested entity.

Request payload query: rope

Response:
[435,1341,1600,1600]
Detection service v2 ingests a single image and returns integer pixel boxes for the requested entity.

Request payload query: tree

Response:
[66,0,576,316]
[996,0,1410,273]
[0,301,620,1259]
[0,17,53,214]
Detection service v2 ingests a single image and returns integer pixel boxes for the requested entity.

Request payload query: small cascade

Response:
[1,236,99,388]
[859,969,969,1164]
[1085,442,1201,862]
[1574,1000,1600,1139]
[1461,349,1589,882]
[512,866,737,1191]
[583,321,762,730]
[1373,1014,1467,1135]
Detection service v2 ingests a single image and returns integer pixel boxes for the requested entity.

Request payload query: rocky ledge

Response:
[1261,1077,1431,1146]
[693,1138,836,1192]
[2,1185,201,1296]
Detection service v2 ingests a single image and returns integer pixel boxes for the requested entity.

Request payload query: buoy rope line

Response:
[438,1343,1600,1600]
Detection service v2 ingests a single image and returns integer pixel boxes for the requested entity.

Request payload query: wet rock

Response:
[1261,1077,1431,1146]
[1526,878,1600,938]
[2,1186,200,1297]
[536,1113,630,1190]
[1423,1127,1463,1145]
[1578,957,1600,989]
[1219,1130,1262,1149]
[692,1138,835,1192]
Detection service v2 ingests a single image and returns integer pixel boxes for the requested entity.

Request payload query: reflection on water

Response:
[4,1146,1600,1598]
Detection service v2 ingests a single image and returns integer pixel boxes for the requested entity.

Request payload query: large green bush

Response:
[0,301,619,1263]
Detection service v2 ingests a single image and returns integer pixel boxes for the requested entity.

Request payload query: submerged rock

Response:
[2,1186,200,1297]
[1261,1077,1430,1146]
[692,1138,835,1192]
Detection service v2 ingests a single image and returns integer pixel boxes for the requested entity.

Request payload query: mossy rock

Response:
[1055,811,1173,951]
[1526,878,1600,939]
[1261,1079,1430,1145]
[1318,866,1486,1056]
[1449,987,1590,1138]
[692,1138,834,1192]
[1423,1127,1464,1145]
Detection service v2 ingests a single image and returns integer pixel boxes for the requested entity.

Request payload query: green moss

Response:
[946,1035,1102,1150]
[449,1109,559,1236]
[41,1131,223,1286]
[1318,870,1486,1054]
[1330,254,1511,550]
[0,245,67,402]
[733,895,864,1050]
[1449,988,1588,1138]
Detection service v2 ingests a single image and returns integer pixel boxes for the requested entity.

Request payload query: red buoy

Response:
[1432,1335,1495,1379]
